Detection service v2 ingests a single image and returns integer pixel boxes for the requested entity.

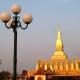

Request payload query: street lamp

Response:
[0,4,33,80]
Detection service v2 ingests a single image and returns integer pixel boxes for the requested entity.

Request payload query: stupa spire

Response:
[56,30,63,51]
[51,30,68,61]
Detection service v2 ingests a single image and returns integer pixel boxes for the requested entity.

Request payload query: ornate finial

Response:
[75,57,79,70]
[56,30,63,51]
[36,60,41,70]
[71,60,74,70]
[58,30,61,38]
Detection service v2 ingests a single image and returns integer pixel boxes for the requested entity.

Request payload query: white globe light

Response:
[23,14,33,24]
[0,12,11,22]
[11,4,21,14]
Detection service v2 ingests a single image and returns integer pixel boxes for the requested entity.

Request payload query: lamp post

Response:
[0,4,33,80]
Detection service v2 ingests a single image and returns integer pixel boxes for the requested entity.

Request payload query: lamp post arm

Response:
[21,24,28,30]
[5,22,11,29]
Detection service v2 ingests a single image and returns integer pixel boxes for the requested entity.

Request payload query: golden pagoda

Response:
[27,31,80,80]
[13,31,80,80]
[51,31,68,63]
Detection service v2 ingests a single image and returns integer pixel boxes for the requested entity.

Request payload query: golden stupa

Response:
[51,31,68,63]
[8,31,80,80]
[27,31,80,80]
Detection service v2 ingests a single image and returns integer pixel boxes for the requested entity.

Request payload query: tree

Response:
[0,71,11,80]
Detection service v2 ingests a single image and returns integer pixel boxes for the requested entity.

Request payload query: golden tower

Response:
[51,31,68,63]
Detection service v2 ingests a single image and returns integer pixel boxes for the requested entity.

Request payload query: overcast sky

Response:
[0,0,80,73]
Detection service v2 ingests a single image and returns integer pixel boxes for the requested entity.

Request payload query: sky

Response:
[0,0,80,73]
